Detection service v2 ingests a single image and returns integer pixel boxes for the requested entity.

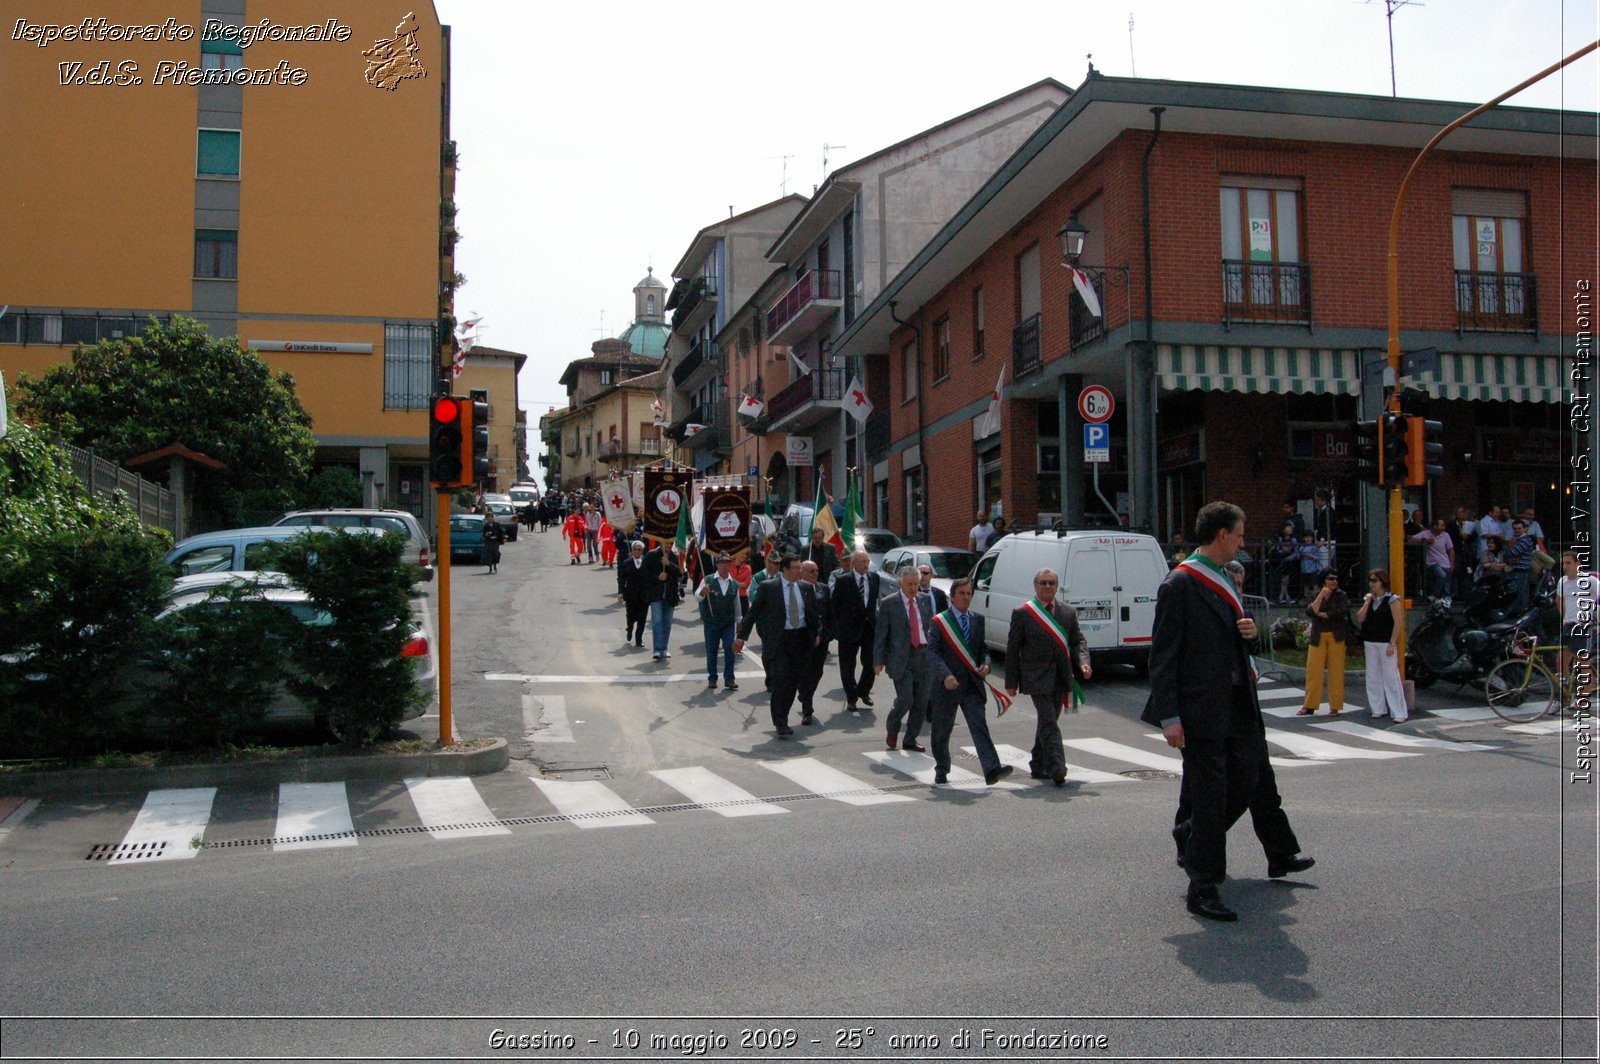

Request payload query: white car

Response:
[878,545,979,593]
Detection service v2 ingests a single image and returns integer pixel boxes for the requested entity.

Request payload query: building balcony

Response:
[598,436,663,465]
[767,367,846,432]
[671,277,717,336]
[766,269,842,346]
[669,400,731,450]
[1012,314,1041,378]
[1069,277,1107,351]
[1222,260,1312,327]
[672,337,721,389]
[1456,270,1538,335]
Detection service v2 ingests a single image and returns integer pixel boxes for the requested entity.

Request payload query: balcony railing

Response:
[1222,260,1312,326]
[1012,314,1041,378]
[766,269,842,343]
[1456,270,1538,334]
[671,276,717,333]
[670,399,730,447]
[1069,277,1106,350]
[767,367,845,425]
[672,337,719,387]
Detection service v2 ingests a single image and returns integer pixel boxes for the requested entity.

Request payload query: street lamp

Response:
[1057,211,1129,282]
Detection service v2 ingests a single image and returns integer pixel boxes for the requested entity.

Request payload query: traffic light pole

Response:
[1385,39,1597,678]
[436,490,454,746]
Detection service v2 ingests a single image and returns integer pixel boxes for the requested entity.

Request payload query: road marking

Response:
[1125,735,1325,770]
[649,768,786,817]
[864,750,1023,790]
[0,797,41,845]
[1064,738,1186,773]
[274,782,357,851]
[529,778,655,827]
[1257,689,1306,703]
[1312,720,1495,750]
[404,777,511,838]
[1503,718,1580,735]
[523,692,573,743]
[1429,707,1502,722]
[988,743,1128,784]
[1263,728,1419,760]
[760,757,915,806]
[115,788,216,863]
[488,671,765,685]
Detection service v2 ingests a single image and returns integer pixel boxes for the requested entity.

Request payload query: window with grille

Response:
[382,323,434,410]
[1219,178,1309,323]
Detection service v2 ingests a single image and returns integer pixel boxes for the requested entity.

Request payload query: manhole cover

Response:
[543,766,610,781]
[1120,769,1180,781]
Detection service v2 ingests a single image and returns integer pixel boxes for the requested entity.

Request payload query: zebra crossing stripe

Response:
[528,778,654,828]
[1257,689,1307,703]
[864,750,1024,790]
[988,743,1128,784]
[759,757,915,806]
[1263,728,1419,761]
[1313,720,1495,750]
[115,788,216,863]
[1064,738,1185,772]
[1428,707,1501,722]
[1131,734,1324,769]
[1503,718,1578,735]
[404,777,512,838]
[649,767,786,817]
[274,783,358,851]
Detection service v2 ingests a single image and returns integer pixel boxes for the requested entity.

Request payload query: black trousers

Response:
[1175,686,1290,890]
[1175,744,1300,863]
[836,633,876,704]
[766,630,811,729]
[1028,687,1068,778]
[798,640,830,714]
[624,598,648,643]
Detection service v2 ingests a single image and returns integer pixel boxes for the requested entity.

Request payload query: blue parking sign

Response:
[1084,422,1110,463]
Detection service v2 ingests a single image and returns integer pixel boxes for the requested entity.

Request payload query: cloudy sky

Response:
[433,0,1599,481]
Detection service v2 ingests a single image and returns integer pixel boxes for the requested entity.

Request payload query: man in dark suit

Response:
[829,550,884,711]
[1005,567,1091,786]
[803,526,842,578]
[873,564,936,753]
[1141,501,1313,923]
[616,540,651,647]
[734,553,820,738]
[918,563,951,614]
[797,560,833,725]
[928,578,1011,786]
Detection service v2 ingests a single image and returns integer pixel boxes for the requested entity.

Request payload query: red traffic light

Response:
[432,396,461,423]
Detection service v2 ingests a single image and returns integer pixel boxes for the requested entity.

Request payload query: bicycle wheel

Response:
[1485,658,1558,723]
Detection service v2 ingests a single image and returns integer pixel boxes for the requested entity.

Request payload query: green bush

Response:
[267,529,424,745]
[1270,616,1310,651]
[298,466,363,509]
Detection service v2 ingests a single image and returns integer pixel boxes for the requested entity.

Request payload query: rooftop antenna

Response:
[597,308,607,338]
[1127,13,1136,77]
[822,141,847,178]
[763,153,798,196]
[1368,0,1424,96]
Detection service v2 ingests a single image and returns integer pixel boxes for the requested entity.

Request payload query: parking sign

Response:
[1084,422,1110,463]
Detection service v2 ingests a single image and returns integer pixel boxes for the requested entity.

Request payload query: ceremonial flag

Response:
[673,487,693,554]
[812,481,845,557]
[681,423,707,439]
[602,478,635,530]
[788,350,810,376]
[979,367,1005,437]
[737,394,766,419]
[841,476,860,554]
[842,375,873,424]
[1070,267,1102,318]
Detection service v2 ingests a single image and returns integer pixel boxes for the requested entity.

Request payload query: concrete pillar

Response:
[360,447,387,508]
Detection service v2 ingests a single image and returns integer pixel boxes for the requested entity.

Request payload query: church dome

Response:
[617,319,669,358]
[635,269,667,290]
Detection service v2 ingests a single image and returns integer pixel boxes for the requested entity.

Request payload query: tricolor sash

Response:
[1020,598,1086,710]
[931,611,1013,716]
[1175,556,1260,683]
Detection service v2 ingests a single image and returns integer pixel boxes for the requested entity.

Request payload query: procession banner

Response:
[642,468,692,545]
[702,486,752,561]
[601,478,635,530]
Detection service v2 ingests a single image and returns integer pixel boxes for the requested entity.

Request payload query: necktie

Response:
[959,611,971,641]
[858,574,867,603]
[787,581,800,627]
[908,596,923,647]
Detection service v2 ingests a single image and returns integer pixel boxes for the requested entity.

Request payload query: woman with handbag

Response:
[1297,568,1351,716]
[1355,569,1406,722]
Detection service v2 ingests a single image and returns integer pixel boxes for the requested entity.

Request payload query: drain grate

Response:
[86,840,169,862]
[542,766,611,780]
[1120,769,1180,781]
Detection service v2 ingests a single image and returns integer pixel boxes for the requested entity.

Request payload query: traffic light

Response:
[429,395,465,487]
[1382,412,1410,488]
[1355,419,1381,484]
[469,395,490,485]
[1406,417,1444,486]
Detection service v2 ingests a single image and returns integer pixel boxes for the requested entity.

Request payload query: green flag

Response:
[674,488,692,553]
[841,476,860,554]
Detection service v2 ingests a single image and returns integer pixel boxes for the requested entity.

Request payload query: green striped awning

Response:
[1156,345,1361,397]
[1419,352,1565,404]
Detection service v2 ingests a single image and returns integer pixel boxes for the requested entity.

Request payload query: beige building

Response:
[454,344,527,492]
[544,339,662,489]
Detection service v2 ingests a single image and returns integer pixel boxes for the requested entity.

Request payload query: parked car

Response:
[878,546,978,592]
[273,508,434,581]
[484,500,520,541]
[508,485,540,527]
[150,571,433,738]
[448,513,489,564]
[164,525,345,577]
[853,528,904,572]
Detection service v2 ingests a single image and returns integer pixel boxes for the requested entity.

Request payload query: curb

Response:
[0,737,510,799]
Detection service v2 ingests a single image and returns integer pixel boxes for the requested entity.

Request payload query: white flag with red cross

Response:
[842,375,873,424]
[602,479,635,529]
[737,394,766,419]
[979,367,1005,437]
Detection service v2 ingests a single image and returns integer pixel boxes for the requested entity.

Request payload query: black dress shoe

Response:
[902,741,926,753]
[1030,770,1050,780]
[776,725,794,737]
[984,765,1014,786]
[845,703,858,712]
[1267,854,1316,879]
[801,714,819,726]
[1052,771,1067,786]
[1186,891,1238,922]
[725,682,738,691]
[933,772,949,784]
[859,694,874,707]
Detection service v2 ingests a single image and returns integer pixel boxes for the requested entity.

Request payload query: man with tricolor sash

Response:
[1004,568,1092,786]
[1140,501,1313,923]
[928,578,1012,786]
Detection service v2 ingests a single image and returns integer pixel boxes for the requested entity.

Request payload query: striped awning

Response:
[1419,352,1565,404]
[1157,345,1361,397]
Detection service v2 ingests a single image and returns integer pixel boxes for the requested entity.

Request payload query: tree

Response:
[17,316,317,527]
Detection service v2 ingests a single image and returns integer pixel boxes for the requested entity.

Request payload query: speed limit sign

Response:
[1078,385,1114,424]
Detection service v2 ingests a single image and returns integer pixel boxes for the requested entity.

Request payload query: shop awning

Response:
[1157,345,1361,397]
[1418,352,1565,404]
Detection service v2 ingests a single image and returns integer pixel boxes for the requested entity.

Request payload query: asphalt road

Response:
[1,527,1595,1063]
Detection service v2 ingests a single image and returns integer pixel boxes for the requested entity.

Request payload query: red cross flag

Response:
[979,367,1005,437]
[843,375,873,424]
[602,479,635,529]
[737,394,766,419]
[1070,268,1103,318]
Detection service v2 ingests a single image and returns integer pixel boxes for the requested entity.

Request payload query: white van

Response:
[970,530,1168,668]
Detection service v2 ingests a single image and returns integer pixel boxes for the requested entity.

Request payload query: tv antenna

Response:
[1367,0,1424,96]
[764,153,798,196]
[1127,13,1137,77]
[822,141,848,178]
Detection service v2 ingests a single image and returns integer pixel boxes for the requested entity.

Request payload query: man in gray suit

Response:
[734,553,820,739]
[1005,567,1092,786]
[873,564,936,752]
[928,578,1011,786]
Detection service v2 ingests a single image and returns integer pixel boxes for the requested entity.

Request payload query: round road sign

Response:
[1078,385,1115,423]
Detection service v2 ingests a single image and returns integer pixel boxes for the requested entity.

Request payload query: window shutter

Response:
[1452,189,1527,218]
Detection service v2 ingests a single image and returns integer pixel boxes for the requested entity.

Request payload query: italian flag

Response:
[812,481,845,557]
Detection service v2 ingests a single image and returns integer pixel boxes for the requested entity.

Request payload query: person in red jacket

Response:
[562,510,586,565]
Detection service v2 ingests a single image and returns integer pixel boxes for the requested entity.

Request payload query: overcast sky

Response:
[434,0,1599,482]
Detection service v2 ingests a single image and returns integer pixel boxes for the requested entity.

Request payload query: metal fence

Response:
[61,441,177,535]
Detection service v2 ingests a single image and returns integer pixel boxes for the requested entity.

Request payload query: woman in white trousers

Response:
[1355,569,1407,722]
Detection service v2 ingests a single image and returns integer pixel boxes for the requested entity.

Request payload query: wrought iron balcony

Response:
[1222,260,1312,326]
[1012,313,1041,378]
[767,368,846,429]
[671,277,717,335]
[669,399,730,448]
[1456,270,1538,334]
[766,269,842,346]
[672,337,720,388]
[1069,277,1106,350]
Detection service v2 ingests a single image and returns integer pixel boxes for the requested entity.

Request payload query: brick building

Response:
[834,74,1594,563]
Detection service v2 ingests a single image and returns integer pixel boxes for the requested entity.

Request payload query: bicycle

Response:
[1483,631,1575,723]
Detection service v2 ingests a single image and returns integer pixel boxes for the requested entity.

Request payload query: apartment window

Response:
[382,323,434,410]
[1453,189,1534,332]
[197,129,241,176]
[200,37,243,70]
[972,287,985,359]
[194,229,237,279]
[1220,178,1308,322]
[1016,244,1041,322]
[932,316,951,383]
[600,369,614,385]
[901,339,918,403]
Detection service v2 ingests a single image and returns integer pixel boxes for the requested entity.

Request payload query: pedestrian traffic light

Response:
[1382,412,1410,488]
[429,395,465,487]
[1406,417,1445,486]
[469,395,490,484]
[1355,419,1381,484]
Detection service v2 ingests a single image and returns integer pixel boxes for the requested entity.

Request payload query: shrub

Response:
[1270,616,1310,651]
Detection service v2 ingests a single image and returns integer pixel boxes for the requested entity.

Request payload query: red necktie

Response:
[907,596,924,647]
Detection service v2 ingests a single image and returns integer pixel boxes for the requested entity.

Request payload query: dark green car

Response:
[448,513,488,564]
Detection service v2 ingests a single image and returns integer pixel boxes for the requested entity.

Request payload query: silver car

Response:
[273,508,434,581]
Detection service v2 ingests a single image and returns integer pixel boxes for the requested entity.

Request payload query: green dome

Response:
[618,319,669,358]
